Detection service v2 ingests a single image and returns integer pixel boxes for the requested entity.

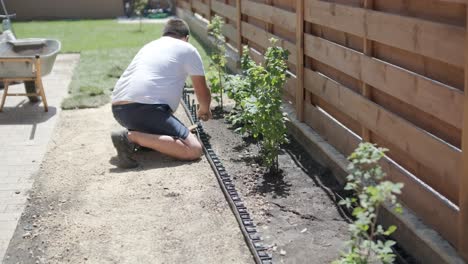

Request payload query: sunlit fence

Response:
[176,0,468,260]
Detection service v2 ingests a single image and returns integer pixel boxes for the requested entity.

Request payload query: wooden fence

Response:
[176,0,468,260]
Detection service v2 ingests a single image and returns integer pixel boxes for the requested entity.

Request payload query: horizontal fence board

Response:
[304,103,357,155]
[366,8,465,68]
[374,1,465,28]
[192,0,210,16]
[211,0,237,21]
[373,41,464,91]
[304,34,463,130]
[310,23,364,53]
[304,103,458,246]
[304,0,465,67]
[312,96,362,135]
[304,68,460,200]
[242,22,297,65]
[241,0,296,32]
[178,0,191,10]
[372,129,457,203]
[223,23,238,44]
[371,87,461,149]
[305,1,366,39]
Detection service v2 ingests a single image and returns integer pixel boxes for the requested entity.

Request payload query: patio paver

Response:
[0,54,79,260]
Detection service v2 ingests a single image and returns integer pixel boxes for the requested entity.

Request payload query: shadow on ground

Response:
[0,104,56,125]
[109,150,199,173]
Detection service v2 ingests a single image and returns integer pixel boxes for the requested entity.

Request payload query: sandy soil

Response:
[3,105,253,264]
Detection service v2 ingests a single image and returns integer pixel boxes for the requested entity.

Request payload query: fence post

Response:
[360,0,373,142]
[207,0,212,21]
[295,0,304,122]
[236,0,242,58]
[460,4,468,261]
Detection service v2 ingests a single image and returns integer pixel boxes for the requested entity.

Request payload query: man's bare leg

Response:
[128,131,203,161]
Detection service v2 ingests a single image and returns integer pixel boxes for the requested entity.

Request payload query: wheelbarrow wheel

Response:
[24,81,40,103]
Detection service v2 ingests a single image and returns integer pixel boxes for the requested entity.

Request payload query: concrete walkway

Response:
[0,54,80,260]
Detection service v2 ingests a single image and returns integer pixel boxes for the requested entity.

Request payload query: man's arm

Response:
[191,75,212,121]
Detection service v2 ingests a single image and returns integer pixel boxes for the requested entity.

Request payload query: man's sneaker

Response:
[111,129,138,169]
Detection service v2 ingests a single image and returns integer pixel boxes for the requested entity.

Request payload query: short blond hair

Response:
[163,18,190,38]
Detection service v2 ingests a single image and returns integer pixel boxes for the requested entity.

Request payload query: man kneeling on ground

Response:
[110,18,212,168]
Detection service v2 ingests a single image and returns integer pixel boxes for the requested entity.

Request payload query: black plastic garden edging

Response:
[182,89,273,264]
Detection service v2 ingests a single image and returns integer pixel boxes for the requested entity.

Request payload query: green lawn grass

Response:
[14,19,210,109]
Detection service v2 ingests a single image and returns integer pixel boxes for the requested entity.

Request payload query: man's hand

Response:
[197,107,212,121]
[191,75,212,121]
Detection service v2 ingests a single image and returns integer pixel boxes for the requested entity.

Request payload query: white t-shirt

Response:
[112,36,205,111]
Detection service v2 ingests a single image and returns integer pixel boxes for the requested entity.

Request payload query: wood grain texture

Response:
[459,4,468,260]
[304,68,461,199]
[192,0,210,16]
[177,0,466,255]
[178,0,191,10]
[212,0,237,21]
[304,0,465,67]
[241,22,296,65]
[295,0,304,121]
[360,0,373,142]
[241,0,296,32]
[304,34,463,130]
[223,23,238,44]
[236,0,242,54]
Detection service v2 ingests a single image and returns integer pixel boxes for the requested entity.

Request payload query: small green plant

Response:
[225,46,256,127]
[207,15,227,109]
[335,143,404,264]
[133,0,148,32]
[241,39,290,172]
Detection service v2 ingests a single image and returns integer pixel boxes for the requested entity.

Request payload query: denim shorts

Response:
[112,103,189,140]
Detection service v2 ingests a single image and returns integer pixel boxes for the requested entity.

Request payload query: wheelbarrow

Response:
[0,2,41,103]
[0,22,40,103]
[0,38,61,112]
[0,0,61,112]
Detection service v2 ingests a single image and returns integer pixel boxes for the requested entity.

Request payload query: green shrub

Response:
[239,39,289,172]
[225,46,256,127]
[335,143,404,264]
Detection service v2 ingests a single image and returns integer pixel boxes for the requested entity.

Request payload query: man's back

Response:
[110,18,212,168]
[112,36,204,111]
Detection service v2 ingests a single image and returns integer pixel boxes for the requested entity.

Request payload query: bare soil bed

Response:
[202,107,350,263]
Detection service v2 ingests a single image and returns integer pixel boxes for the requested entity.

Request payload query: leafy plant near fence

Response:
[334,143,404,264]
[206,15,227,110]
[226,39,290,173]
[225,46,256,127]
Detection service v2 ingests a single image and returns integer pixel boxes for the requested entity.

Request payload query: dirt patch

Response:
[3,105,252,264]
[202,108,350,264]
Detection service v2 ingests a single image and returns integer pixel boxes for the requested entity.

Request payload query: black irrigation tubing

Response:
[181,89,272,264]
